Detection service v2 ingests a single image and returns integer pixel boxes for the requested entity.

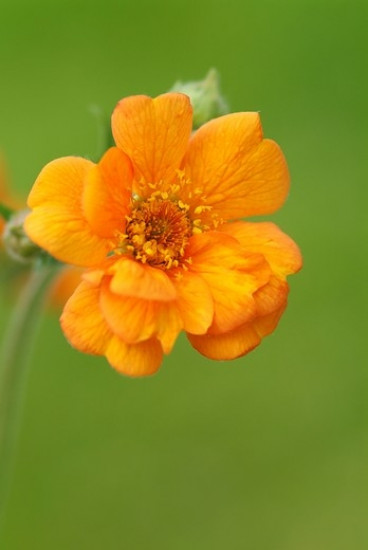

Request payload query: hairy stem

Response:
[0,263,59,529]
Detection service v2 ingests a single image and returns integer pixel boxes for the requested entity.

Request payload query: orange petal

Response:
[105,336,163,377]
[170,269,214,334]
[253,301,288,337]
[27,156,93,208]
[254,275,289,317]
[25,207,111,267]
[60,280,112,355]
[82,147,133,238]
[100,278,182,352]
[100,286,156,343]
[183,113,289,219]
[221,221,302,278]
[109,257,177,301]
[25,157,111,267]
[111,93,192,189]
[187,231,271,334]
[188,303,286,360]
[82,268,106,286]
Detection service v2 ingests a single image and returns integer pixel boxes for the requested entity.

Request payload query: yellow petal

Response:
[183,113,289,219]
[112,93,192,190]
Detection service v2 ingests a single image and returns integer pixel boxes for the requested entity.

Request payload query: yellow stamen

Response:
[124,194,192,270]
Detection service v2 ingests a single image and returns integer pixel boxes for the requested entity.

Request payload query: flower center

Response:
[125,194,192,269]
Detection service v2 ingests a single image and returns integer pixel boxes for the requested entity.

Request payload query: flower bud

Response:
[170,69,229,129]
[2,210,43,264]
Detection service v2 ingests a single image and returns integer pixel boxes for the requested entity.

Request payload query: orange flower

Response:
[25,93,302,377]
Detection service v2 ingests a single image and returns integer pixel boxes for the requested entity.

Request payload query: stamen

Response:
[110,171,222,268]
[124,195,192,270]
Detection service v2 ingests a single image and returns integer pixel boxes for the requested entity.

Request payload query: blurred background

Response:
[0,0,366,548]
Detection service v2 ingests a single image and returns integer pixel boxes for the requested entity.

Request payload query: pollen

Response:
[125,196,192,269]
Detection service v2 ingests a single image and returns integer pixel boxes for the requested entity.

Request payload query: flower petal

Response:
[253,301,288,337]
[100,277,182,352]
[109,257,177,301]
[183,113,289,219]
[60,280,112,355]
[187,231,271,334]
[221,221,302,278]
[25,207,110,267]
[27,156,94,208]
[105,336,163,377]
[82,147,133,238]
[25,157,111,267]
[187,303,286,360]
[254,275,289,317]
[170,269,214,334]
[111,93,193,189]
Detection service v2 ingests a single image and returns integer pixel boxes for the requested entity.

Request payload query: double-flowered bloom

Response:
[25,93,302,376]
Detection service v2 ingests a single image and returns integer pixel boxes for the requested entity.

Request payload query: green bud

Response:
[170,69,229,129]
[2,210,44,264]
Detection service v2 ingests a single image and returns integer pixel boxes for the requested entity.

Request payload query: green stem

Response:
[0,262,60,529]
[88,104,115,161]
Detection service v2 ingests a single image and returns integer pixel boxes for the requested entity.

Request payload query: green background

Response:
[0,0,366,548]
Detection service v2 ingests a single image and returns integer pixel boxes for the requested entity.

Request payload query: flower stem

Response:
[0,262,59,530]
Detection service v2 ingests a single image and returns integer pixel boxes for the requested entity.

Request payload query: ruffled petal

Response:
[105,336,163,377]
[254,275,289,317]
[60,280,112,355]
[187,303,286,360]
[100,277,182,352]
[82,147,133,238]
[186,231,271,334]
[108,257,177,301]
[221,221,302,278]
[169,269,214,334]
[25,157,111,267]
[183,113,289,219]
[111,93,192,190]
[253,301,287,337]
